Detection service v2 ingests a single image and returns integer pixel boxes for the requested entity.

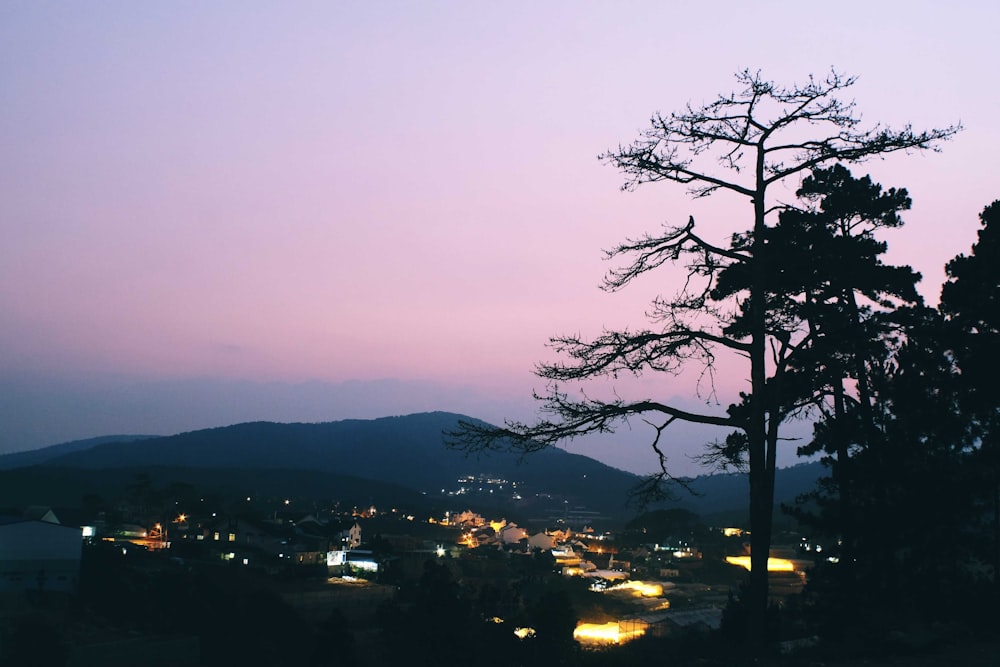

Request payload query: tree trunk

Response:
[992,448,999,587]
[833,381,854,563]
[746,157,771,652]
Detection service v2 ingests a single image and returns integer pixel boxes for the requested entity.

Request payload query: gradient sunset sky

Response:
[2,2,997,475]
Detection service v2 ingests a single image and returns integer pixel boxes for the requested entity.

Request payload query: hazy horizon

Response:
[4,374,785,477]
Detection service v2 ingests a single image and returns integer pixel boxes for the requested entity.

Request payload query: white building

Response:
[0,517,83,593]
[499,522,528,545]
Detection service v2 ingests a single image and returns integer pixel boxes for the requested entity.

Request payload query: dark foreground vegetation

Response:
[2,526,998,667]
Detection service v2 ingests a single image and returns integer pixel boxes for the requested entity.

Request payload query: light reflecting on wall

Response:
[725,556,795,572]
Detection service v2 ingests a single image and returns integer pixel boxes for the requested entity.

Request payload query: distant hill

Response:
[0,465,433,512]
[5,413,825,520]
[0,434,160,470]
[663,460,825,522]
[39,412,642,515]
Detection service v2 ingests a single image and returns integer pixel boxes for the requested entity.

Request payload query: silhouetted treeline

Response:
[787,199,1000,645]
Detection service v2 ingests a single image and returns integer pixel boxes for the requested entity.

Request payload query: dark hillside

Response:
[0,434,159,470]
[0,465,434,514]
[18,414,823,519]
[44,412,641,515]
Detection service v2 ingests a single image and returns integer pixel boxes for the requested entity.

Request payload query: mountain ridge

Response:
[5,412,824,519]
[36,412,641,515]
[0,434,160,470]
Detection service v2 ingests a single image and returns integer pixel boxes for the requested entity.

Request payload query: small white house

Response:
[342,522,361,549]
[527,532,555,550]
[499,522,528,545]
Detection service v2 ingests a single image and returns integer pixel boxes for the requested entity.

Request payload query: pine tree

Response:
[450,71,957,650]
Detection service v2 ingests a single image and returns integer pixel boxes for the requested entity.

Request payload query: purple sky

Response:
[2,3,997,476]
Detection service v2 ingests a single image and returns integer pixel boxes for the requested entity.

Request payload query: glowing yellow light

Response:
[514,627,536,639]
[554,553,581,565]
[606,581,663,597]
[725,556,795,572]
[574,622,645,644]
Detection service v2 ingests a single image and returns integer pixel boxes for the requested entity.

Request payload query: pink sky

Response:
[2,2,997,475]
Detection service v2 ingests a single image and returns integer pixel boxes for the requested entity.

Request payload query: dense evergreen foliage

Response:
[789,201,1000,643]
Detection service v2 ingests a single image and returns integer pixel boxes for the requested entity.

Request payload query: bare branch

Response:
[446,389,736,457]
[763,123,962,186]
[603,68,959,202]
[539,325,750,382]
[604,216,749,292]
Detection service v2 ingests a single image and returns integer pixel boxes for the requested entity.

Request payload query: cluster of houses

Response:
[434,509,733,645]
[167,512,362,571]
[0,501,373,603]
[444,509,692,580]
[0,498,712,585]
[1,500,741,649]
